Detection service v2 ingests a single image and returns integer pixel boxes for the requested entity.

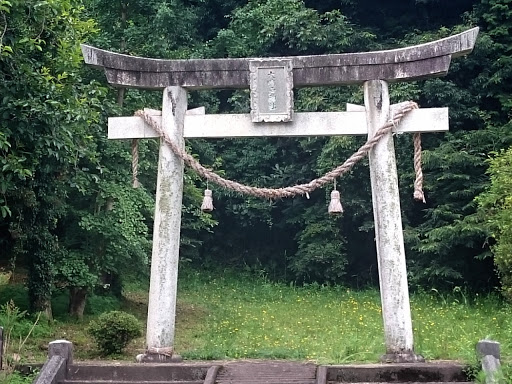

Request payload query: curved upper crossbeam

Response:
[82,27,478,90]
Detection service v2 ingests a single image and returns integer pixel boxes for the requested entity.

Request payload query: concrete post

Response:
[144,86,187,361]
[477,340,502,384]
[48,340,73,364]
[31,340,74,384]
[364,80,420,362]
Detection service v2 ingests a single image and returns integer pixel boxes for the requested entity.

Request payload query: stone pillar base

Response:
[136,353,183,363]
[380,353,425,363]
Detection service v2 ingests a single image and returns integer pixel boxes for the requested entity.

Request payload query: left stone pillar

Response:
[143,86,187,362]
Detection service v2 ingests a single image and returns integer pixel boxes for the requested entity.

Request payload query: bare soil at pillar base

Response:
[1,269,511,366]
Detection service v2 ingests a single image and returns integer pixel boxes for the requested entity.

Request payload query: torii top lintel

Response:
[81,27,478,90]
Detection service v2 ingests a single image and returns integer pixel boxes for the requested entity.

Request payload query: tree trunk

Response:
[35,298,53,321]
[28,245,54,321]
[68,287,88,319]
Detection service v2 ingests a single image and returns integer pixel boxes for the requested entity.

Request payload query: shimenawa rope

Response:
[133,101,425,202]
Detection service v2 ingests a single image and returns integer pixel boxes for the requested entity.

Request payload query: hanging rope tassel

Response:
[328,180,343,215]
[201,189,214,212]
[132,138,140,188]
[413,132,426,203]
[328,190,343,215]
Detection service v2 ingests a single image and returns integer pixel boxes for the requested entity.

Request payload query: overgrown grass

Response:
[410,290,509,362]
[0,268,511,367]
[176,270,512,364]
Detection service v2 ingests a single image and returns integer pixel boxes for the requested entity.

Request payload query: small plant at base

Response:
[0,370,38,384]
[0,301,43,382]
[88,311,142,355]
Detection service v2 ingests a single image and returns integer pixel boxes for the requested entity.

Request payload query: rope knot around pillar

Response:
[146,346,173,357]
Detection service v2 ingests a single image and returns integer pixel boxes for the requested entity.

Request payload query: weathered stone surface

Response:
[108,109,449,140]
[64,362,210,382]
[325,362,468,382]
[481,355,501,384]
[82,27,478,89]
[365,80,414,356]
[145,87,187,355]
[32,340,73,384]
[100,55,452,89]
[477,339,501,360]
[32,356,66,384]
[203,365,221,384]
[215,360,317,384]
[249,59,293,122]
[48,340,73,364]
[316,365,328,384]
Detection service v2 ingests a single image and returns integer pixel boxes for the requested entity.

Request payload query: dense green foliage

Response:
[477,148,512,300]
[0,0,103,316]
[0,0,213,317]
[0,0,511,307]
[88,310,142,355]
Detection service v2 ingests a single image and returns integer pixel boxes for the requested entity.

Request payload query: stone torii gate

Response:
[82,27,478,362]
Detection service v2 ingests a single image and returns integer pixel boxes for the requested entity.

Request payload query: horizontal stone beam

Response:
[108,108,448,139]
[82,28,478,90]
[102,56,452,89]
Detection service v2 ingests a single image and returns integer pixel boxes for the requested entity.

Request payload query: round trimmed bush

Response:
[88,310,142,355]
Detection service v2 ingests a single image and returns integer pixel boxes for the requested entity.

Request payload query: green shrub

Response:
[88,311,142,355]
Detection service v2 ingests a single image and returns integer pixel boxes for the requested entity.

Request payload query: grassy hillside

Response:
[0,268,510,381]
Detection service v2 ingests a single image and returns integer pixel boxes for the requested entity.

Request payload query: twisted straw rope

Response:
[147,346,173,357]
[413,133,426,202]
[131,139,140,188]
[134,101,423,200]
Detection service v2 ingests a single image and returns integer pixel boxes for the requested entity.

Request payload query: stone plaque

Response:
[249,59,293,123]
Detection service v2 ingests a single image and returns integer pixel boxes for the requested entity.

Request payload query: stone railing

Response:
[32,340,73,384]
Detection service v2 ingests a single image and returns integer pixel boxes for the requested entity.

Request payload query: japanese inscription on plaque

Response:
[249,59,293,123]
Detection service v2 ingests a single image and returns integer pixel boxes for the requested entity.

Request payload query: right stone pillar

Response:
[364,80,421,362]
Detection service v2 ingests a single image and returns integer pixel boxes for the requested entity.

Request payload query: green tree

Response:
[402,0,512,290]
[75,0,218,299]
[476,148,512,300]
[0,0,166,318]
[0,0,100,316]
[196,0,376,282]
[86,0,201,58]
[209,0,374,57]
